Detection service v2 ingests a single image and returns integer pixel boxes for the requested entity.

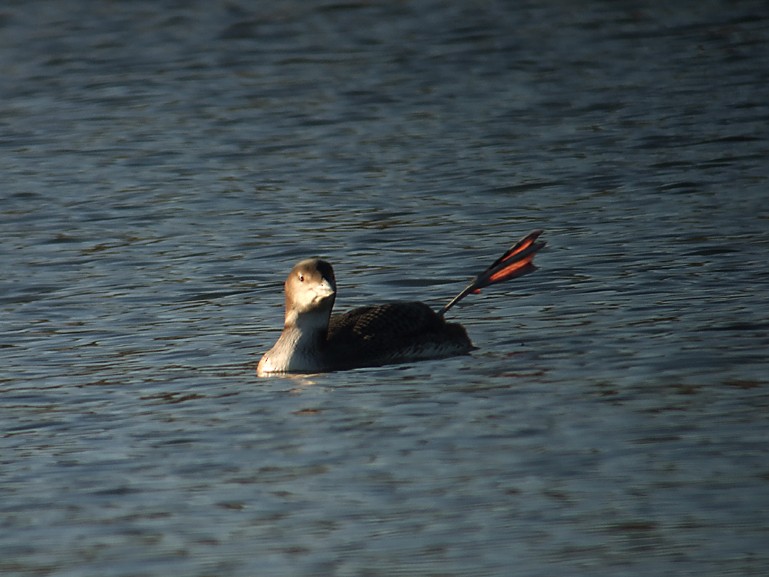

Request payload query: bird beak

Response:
[315,277,336,300]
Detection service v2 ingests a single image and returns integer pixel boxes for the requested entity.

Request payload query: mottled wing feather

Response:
[326,301,472,369]
[329,302,441,339]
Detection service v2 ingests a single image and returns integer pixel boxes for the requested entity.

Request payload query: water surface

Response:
[2,1,768,576]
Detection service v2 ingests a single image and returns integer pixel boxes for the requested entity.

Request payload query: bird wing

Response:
[328,301,442,343]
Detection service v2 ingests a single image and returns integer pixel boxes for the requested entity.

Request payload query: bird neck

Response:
[258,306,331,375]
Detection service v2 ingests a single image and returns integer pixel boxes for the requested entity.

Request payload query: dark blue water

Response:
[2,1,769,575]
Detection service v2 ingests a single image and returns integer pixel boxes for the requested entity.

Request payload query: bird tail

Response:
[438,230,545,317]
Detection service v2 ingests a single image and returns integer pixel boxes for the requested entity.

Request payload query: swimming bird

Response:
[257,230,545,375]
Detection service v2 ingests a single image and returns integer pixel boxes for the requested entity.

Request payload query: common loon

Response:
[257,230,545,375]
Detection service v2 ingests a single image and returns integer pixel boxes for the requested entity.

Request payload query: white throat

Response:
[257,308,331,375]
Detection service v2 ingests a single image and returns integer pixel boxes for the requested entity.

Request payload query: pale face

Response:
[285,258,336,315]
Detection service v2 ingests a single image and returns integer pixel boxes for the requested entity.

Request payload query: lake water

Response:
[2,1,769,576]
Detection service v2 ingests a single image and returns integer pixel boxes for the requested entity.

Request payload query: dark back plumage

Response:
[325,301,473,369]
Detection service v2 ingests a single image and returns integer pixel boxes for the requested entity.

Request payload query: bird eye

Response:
[298,273,305,282]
